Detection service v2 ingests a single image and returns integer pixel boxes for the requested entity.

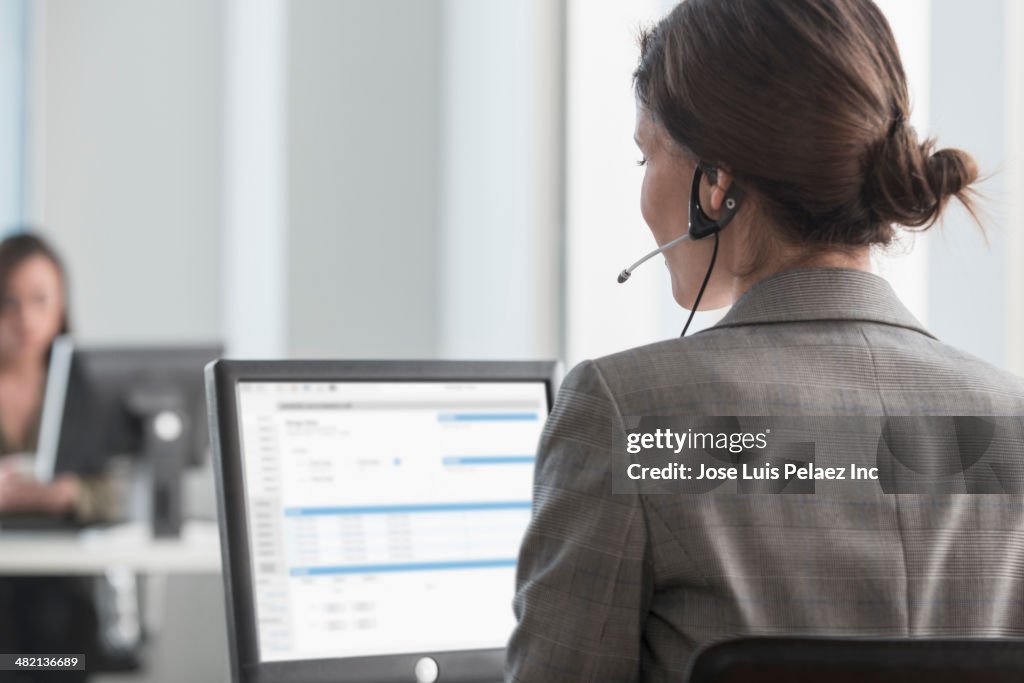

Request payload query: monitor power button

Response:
[414,656,440,683]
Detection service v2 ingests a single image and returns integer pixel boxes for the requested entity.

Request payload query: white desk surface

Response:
[0,519,221,575]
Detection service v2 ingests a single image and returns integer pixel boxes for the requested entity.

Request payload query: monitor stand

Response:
[125,388,190,538]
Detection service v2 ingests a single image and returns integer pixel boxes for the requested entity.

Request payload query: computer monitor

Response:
[36,337,223,535]
[206,360,561,683]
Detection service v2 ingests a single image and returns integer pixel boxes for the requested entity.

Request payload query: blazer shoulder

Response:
[586,333,712,397]
[930,341,1024,397]
[586,323,1024,408]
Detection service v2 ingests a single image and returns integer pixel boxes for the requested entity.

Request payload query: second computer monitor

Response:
[36,338,223,534]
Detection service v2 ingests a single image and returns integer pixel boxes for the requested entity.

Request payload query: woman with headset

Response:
[506,1,1024,681]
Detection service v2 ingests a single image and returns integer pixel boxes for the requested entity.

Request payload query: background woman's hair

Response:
[634,0,980,247]
[0,231,72,335]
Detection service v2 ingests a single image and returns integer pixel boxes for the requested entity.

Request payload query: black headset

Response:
[616,161,744,336]
[689,162,743,239]
[679,162,744,336]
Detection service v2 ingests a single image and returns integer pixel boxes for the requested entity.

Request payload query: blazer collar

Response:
[704,267,937,339]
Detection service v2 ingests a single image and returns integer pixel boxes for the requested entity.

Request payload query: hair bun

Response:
[863,123,979,229]
[925,147,978,206]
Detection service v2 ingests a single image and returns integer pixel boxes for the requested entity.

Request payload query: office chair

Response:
[687,637,1024,683]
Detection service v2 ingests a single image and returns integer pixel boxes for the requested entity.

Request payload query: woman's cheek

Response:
[640,172,669,237]
[639,174,655,229]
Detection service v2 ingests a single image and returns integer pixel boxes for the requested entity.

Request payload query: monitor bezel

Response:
[206,359,562,683]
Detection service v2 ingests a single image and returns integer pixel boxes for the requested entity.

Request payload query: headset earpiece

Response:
[688,163,743,240]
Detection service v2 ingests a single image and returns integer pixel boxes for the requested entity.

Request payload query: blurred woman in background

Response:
[0,232,117,682]
[0,232,115,519]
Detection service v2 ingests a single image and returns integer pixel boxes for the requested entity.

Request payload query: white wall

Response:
[222,0,287,359]
[286,0,442,359]
[872,0,931,324]
[27,0,562,361]
[438,0,563,360]
[1008,0,1024,375]
[285,0,563,362]
[928,0,1008,368]
[28,0,223,344]
[0,0,26,232]
[564,0,672,365]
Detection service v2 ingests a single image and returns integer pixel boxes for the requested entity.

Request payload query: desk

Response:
[0,520,221,575]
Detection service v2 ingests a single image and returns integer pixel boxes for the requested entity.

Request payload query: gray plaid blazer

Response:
[505,267,1024,683]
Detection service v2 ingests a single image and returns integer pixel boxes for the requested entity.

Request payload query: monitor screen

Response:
[235,380,549,663]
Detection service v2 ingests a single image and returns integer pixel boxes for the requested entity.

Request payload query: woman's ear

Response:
[708,168,734,213]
